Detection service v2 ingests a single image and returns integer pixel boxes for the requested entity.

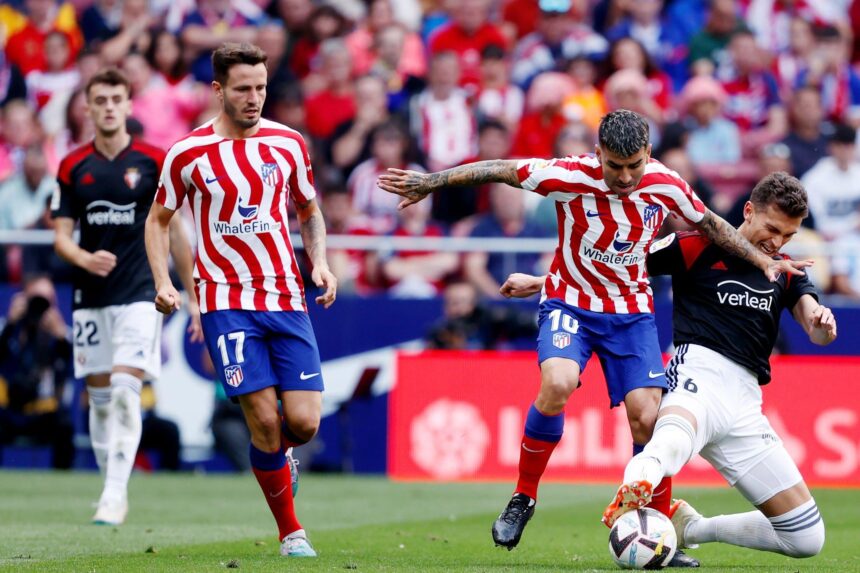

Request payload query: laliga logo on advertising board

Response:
[410,399,490,479]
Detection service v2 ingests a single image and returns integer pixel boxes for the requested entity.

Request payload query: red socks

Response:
[252,464,302,540]
[515,435,559,500]
[648,476,673,517]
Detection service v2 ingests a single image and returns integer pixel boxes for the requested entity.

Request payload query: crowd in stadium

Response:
[1,0,860,300]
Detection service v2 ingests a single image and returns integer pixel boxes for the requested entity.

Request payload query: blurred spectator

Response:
[0,274,73,469]
[45,87,93,173]
[512,71,575,159]
[718,28,787,155]
[0,144,53,230]
[272,0,313,67]
[773,17,814,97]
[346,0,426,78]
[266,81,307,137]
[475,44,523,132]
[181,0,261,84]
[0,99,44,178]
[410,51,475,171]
[801,123,860,241]
[744,0,842,54]
[329,74,391,176]
[465,183,551,299]
[123,52,207,149]
[561,55,606,133]
[322,187,378,294]
[256,23,295,105]
[830,233,860,298]
[348,119,423,233]
[795,25,860,128]
[679,75,741,166]
[434,119,511,227]
[304,39,356,140]
[0,53,27,108]
[381,199,458,298]
[724,142,800,223]
[25,29,79,133]
[19,195,72,282]
[603,69,664,143]
[4,0,82,75]
[291,4,351,82]
[500,0,543,41]
[509,0,607,90]
[659,147,717,227]
[605,0,688,91]
[425,280,538,349]
[79,0,121,47]
[687,0,745,75]
[780,85,829,179]
[98,0,152,66]
[600,37,673,118]
[369,24,426,113]
[428,0,508,94]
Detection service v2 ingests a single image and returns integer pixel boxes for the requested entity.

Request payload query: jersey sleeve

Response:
[516,156,597,199]
[655,174,707,225]
[645,233,684,276]
[782,259,819,310]
[155,144,190,211]
[51,157,77,220]
[286,132,316,204]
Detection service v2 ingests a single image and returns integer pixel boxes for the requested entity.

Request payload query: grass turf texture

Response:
[1,471,858,572]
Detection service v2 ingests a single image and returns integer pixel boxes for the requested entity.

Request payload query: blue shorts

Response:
[201,310,324,398]
[536,299,666,408]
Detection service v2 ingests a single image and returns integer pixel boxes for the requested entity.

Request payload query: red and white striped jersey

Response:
[517,154,707,314]
[156,118,315,314]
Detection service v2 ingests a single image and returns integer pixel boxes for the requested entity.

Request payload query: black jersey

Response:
[51,139,165,310]
[647,231,817,384]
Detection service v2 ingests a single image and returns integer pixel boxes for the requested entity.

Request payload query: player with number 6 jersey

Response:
[145,43,336,558]
[378,110,810,566]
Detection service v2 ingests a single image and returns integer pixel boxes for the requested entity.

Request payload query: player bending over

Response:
[503,172,834,560]
[145,43,336,558]
[379,109,808,567]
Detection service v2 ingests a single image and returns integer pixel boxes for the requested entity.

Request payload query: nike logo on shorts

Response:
[648,371,664,379]
[522,443,546,453]
[300,371,320,380]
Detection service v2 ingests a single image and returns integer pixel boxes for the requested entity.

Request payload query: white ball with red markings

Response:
[608,508,677,569]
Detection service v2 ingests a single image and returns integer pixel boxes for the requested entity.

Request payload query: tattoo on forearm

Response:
[430,160,520,189]
[698,211,762,267]
[300,211,327,266]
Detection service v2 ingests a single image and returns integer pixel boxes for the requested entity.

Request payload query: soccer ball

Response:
[608,508,677,569]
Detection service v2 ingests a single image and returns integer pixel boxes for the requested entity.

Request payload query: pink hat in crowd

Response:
[527,72,578,111]
[603,69,649,108]
[679,75,727,113]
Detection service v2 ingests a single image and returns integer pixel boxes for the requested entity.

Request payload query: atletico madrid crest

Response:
[260,162,279,187]
[643,204,662,230]
[553,332,571,349]
[224,365,244,387]
[124,167,141,190]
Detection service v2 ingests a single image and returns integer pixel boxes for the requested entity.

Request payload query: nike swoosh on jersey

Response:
[522,443,546,453]
[648,371,664,378]
[300,371,320,380]
[205,175,223,184]
[585,210,600,217]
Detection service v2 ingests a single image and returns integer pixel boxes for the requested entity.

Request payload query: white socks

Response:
[87,385,112,472]
[686,498,825,558]
[100,373,143,504]
[623,414,696,485]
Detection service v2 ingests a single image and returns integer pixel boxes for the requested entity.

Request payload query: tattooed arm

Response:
[695,209,811,281]
[377,159,521,209]
[296,197,337,308]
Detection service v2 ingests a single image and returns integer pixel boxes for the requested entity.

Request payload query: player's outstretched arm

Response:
[53,217,117,277]
[694,210,813,281]
[167,216,203,342]
[145,202,182,315]
[296,197,337,309]
[792,294,838,346]
[500,273,545,299]
[377,160,521,210]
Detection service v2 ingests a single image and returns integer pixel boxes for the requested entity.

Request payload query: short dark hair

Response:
[750,171,808,218]
[598,109,650,157]
[85,67,130,99]
[211,43,267,85]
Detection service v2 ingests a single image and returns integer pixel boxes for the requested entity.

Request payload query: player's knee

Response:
[283,414,319,444]
[251,411,283,448]
[539,368,579,404]
[627,412,657,443]
[778,517,825,558]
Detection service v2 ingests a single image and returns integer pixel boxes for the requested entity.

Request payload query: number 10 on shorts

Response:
[549,309,579,349]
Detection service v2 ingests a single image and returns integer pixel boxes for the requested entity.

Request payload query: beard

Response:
[224,97,260,129]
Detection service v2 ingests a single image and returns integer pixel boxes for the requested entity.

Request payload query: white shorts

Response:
[72,302,162,380]
[661,344,801,489]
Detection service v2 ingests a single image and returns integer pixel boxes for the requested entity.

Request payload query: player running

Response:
[503,172,833,560]
[378,110,808,565]
[52,68,199,525]
[145,43,336,558]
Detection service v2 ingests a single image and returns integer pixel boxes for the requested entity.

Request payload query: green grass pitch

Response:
[1,471,858,572]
